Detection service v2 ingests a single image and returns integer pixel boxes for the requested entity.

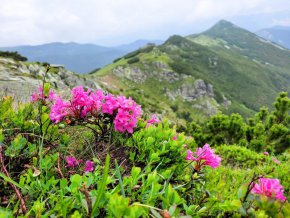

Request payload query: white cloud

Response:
[0,0,289,46]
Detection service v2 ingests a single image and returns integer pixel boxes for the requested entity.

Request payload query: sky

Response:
[0,0,290,47]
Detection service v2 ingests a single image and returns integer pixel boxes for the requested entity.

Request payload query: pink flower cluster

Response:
[65,156,95,173]
[146,114,160,127]
[114,96,142,133]
[49,86,142,133]
[186,144,222,170]
[251,178,286,201]
[66,156,82,168]
[30,85,57,103]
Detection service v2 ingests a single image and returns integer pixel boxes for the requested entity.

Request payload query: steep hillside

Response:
[256,26,290,49]
[90,20,290,123]
[0,40,163,74]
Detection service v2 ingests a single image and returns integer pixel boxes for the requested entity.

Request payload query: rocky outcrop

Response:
[167,79,215,101]
[0,57,101,101]
[112,61,180,84]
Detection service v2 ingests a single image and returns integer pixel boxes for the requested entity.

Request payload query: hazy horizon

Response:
[1,0,290,47]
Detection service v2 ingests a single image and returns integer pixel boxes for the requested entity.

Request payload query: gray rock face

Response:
[113,66,148,83]
[192,99,219,116]
[0,57,101,101]
[112,62,180,84]
[167,79,215,101]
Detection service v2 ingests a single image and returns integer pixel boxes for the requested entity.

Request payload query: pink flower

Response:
[71,86,90,107]
[88,90,104,115]
[263,151,269,156]
[272,157,280,164]
[30,85,45,102]
[30,85,57,103]
[147,114,159,125]
[70,86,91,118]
[50,97,70,123]
[84,160,94,172]
[172,135,178,140]
[185,149,195,160]
[114,96,142,133]
[102,94,119,115]
[186,144,221,170]
[251,178,286,201]
[66,156,82,168]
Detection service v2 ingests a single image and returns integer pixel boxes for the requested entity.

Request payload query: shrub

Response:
[0,51,28,61]
[127,57,140,64]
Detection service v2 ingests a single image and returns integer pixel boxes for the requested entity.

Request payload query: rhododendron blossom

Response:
[30,85,57,102]
[66,156,82,168]
[84,160,94,172]
[251,178,286,201]
[263,151,269,156]
[50,97,70,123]
[114,96,142,133]
[272,157,280,164]
[30,85,44,102]
[49,86,142,133]
[172,135,178,140]
[186,144,221,170]
[89,90,104,115]
[147,114,159,125]
[102,94,119,115]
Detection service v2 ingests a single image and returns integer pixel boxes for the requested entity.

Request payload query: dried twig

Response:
[80,184,92,215]
[56,153,64,179]
[0,146,27,214]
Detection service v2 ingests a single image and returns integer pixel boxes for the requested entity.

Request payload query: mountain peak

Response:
[208,20,237,32]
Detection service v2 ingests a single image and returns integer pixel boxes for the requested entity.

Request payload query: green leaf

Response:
[115,159,125,197]
[43,82,51,96]
[91,154,110,216]
[0,172,27,190]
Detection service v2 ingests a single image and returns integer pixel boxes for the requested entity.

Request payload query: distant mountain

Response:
[88,20,290,123]
[0,40,163,74]
[256,26,290,49]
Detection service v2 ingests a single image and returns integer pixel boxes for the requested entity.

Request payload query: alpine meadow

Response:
[0,17,290,218]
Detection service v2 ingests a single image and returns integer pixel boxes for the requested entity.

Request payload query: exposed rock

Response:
[192,99,219,116]
[113,66,147,83]
[167,79,215,101]
[0,57,101,101]
[112,62,180,84]
[222,95,232,108]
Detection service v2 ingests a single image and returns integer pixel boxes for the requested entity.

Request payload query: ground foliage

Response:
[0,83,289,217]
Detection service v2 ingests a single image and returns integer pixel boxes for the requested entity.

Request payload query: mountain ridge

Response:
[0,40,163,74]
[90,20,290,122]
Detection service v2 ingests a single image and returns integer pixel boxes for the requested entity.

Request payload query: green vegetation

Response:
[0,51,28,61]
[92,20,290,123]
[183,92,290,153]
[0,83,289,217]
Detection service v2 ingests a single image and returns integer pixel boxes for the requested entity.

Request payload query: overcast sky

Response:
[1,0,290,46]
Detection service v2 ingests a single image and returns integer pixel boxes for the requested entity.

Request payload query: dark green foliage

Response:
[113,57,122,63]
[169,59,193,75]
[124,50,140,59]
[127,57,140,64]
[0,51,27,61]
[124,44,155,60]
[184,92,290,153]
[215,145,268,168]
